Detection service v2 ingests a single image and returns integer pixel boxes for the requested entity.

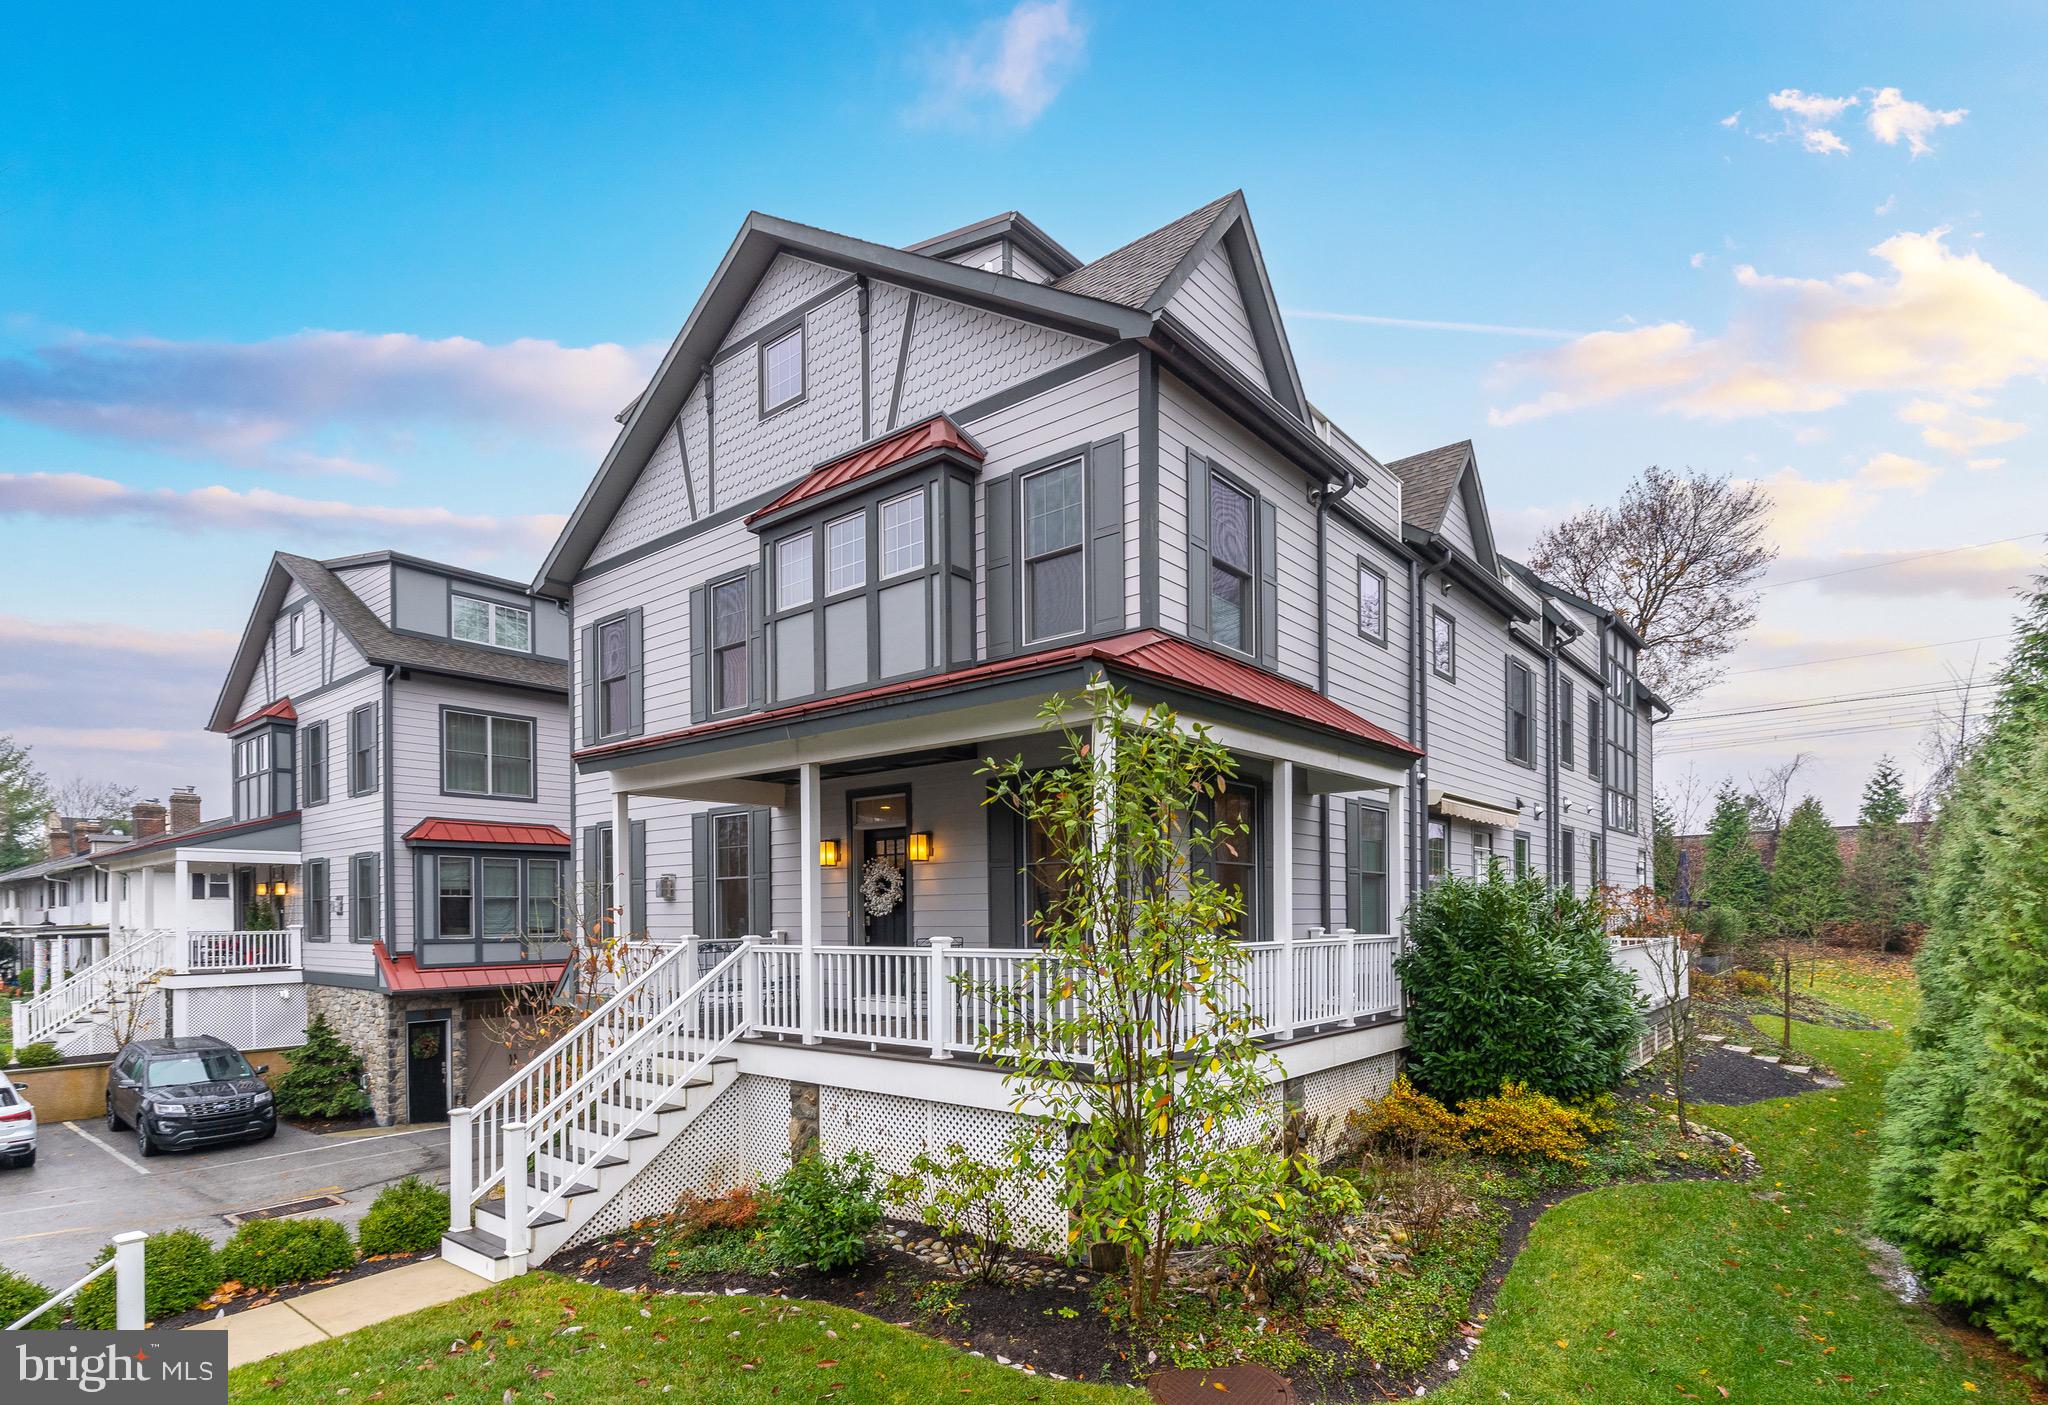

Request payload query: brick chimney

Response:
[132,799,168,841]
[45,811,72,859]
[168,787,202,835]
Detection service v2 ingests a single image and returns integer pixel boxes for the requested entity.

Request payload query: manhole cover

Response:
[222,1194,346,1226]
[1148,1364,1297,1404]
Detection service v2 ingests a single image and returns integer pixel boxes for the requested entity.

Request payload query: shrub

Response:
[1349,1076,1464,1156]
[271,1014,370,1120]
[1211,1113,1365,1304]
[761,1151,881,1273]
[0,1265,59,1329]
[1456,1083,1599,1166]
[72,1229,222,1328]
[354,1176,449,1256]
[218,1218,355,1289]
[1731,968,1776,998]
[1397,874,1643,1106]
[678,1185,761,1235]
[12,1041,60,1068]
[886,1144,1040,1284]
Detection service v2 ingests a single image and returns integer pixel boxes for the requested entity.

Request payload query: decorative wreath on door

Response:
[860,858,905,918]
[410,1030,441,1061]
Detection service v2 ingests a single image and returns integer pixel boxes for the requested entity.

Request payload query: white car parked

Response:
[0,1079,36,1167]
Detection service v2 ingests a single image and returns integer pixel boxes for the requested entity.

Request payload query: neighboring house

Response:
[13,551,575,1126]
[434,195,1672,1279]
[0,812,129,990]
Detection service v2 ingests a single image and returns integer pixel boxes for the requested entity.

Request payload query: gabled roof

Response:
[403,818,572,847]
[745,416,983,528]
[1384,440,1472,534]
[577,628,1420,765]
[1054,191,1308,418]
[0,850,97,884]
[207,553,569,732]
[905,211,1081,278]
[94,812,301,865]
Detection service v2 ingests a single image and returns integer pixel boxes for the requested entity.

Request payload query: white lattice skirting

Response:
[174,982,308,1052]
[572,1076,795,1247]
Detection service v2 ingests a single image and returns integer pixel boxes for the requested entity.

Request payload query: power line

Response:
[1724,634,2004,676]
[1669,682,1965,725]
[1661,709,1990,755]
[1761,532,2045,593]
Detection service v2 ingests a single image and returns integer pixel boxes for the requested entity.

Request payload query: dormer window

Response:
[453,594,532,651]
[233,723,296,821]
[761,326,805,415]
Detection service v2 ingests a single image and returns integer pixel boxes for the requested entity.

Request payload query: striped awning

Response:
[1429,791,1522,829]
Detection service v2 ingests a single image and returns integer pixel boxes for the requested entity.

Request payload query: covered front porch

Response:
[584,631,1420,1060]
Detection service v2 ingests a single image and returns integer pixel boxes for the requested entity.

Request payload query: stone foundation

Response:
[305,984,499,1125]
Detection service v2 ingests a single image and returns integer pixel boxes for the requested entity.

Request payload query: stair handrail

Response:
[514,938,756,1237]
[16,928,170,1046]
[456,938,694,1222]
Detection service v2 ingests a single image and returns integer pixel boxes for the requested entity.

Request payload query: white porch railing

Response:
[180,926,302,974]
[13,928,170,1047]
[1610,934,1688,1007]
[5,1231,145,1330]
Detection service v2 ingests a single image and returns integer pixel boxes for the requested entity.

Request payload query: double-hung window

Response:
[596,617,632,736]
[351,854,379,941]
[348,705,379,795]
[1505,659,1536,766]
[761,326,805,415]
[1431,609,1457,682]
[1514,833,1532,878]
[452,594,532,651]
[301,722,327,807]
[825,514,865,594]
[1022,459,1085,641]
[1588,835,1603,888]
[1358,562,1387,644]
[1208,477,1255,653]
[304,859,329,940]
[1586,694,1601,779]
[1560,828,1576,892]
[712,811,753,943]
[1427,820,1448,879]
[1558,679,1575,768]
[711,576,751,712]
[442,710,534,798]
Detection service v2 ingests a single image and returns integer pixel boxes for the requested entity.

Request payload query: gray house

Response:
[437,195,1672,1278]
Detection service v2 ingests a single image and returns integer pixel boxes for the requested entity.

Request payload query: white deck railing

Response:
[1609,934,1689,1008]
[13,928,170,1047]
[180,926,302,974]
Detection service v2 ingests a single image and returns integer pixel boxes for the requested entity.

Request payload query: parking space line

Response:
[63,1121,149,1176]
[142,1126,446,1177]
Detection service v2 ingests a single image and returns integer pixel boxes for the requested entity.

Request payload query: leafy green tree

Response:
[1652,797,1680,901]
[0,736,52,872]
[976,680,1277,1320]
[1769,796,1843,941]
[1697,784,1769,919]
[1848,756,1921,946]
[1870,577,2048,1376]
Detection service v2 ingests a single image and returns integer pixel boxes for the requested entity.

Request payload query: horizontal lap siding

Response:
[298,670,387,981]
[1324,514,1412,733]
[335,564,392,625]
[1166,244,1266,389]
[1422,581,1547,883]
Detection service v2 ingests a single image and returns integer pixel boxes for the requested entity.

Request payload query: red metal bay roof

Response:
[578,629,1420,762]
[229,697,298,730]
[402,818,573,847]
[745,416,983,524]
[373,942,566,993]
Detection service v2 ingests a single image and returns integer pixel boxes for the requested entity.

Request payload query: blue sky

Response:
[2,1,2042,822]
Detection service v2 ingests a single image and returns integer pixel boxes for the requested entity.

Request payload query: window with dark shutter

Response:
[1559,679,1575,768]
[1208,477,1254,654]
[711,576,750,712]
[1022,459,1085,642]
[1506,659,1535,766]
[348,705,379,796]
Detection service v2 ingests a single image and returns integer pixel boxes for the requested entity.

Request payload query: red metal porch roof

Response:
[577,629,1421,763]
[402,818,573,847]
[229,697,298,730]
[373,941,566,993]
[744,416,983,524]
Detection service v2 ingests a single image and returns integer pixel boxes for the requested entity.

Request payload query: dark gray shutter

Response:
[629,819,647,936]
[746,567,766,709]
[413,853,432,943]
[1187,453,1211,639]
[579,624,598,744]
[581,825,602,920]
[1086,437,1125,635]
[1343,800,1362,932]
[624,609,645,737]
[1256,497,1279,671]
[690,813,711,935]
[748,807,773,935]
[987,793,1019,948]
[985,480,1016,658]
[688,587,710,724]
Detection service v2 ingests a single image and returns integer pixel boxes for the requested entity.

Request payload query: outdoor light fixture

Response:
[657,873,677,901]
[907,832,932,863]
[819,839,843,867]
[274,880,290,897]
[256,882,269,896]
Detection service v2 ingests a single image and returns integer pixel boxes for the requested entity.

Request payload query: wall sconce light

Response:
[256,882,270,897]
[907,832,932,863]
[274,880,290,897]
[819,838,843,868]
[657,873,677,902]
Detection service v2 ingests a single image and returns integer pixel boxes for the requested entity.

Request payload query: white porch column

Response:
[173,858,192,971]
[797,763,822,949]
[142,865,157,931]
[1385,777,1409,939]
[1271,758,1296,1039]
[33,936,51,994]
[610,786,632,940]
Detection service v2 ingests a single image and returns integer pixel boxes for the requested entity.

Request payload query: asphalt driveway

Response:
[0,1118,449,1290]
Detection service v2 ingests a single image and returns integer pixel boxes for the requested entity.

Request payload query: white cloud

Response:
[1875,194,1897,216]
[1855,451,1940,492]
[1769,88,1858,124]
[1689,252,1708,269]
[1489,228,2048,425]
[1802,126,1851,156]
[1968,457,2007,471]
[0,613,232,661]
[1719,111,1742,129]
[908,0,1087,129]
[0,328,655,480]
[1866,87,1967,156]
[1771,540,2044,600]
[0,472,565,555]
[1896,397,2027,454]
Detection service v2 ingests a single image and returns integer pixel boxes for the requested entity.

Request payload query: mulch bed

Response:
[1636,1042,1830,1107]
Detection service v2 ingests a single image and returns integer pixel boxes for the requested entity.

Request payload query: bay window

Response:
[418,851,567,965]
[233,723,295,821]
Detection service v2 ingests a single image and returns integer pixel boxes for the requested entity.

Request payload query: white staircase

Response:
[13,929,172,1056]
[442,937,757,1280]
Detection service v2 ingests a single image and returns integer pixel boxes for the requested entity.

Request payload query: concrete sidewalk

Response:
[185,1257,490,1369]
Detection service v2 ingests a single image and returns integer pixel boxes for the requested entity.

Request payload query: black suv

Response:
[105,1036,276,1157]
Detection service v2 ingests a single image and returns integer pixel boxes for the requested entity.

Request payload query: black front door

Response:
[860,829,909,945]
[406,1021,449,1123]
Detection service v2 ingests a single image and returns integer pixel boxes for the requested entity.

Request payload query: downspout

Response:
[382,664,399,952]
[856,276,872,442]
[1597,622,1612,888]
[1543,632,1559,883]
[1410,552,1440,902]
[1311,481,1337,930]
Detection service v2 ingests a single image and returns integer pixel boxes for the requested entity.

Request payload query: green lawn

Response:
[1439,957,2030,1404]
[229,1274,1139,1404]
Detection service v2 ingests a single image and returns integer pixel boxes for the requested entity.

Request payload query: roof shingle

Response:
[1052,193,1237,310]
[1383,440,1473,533]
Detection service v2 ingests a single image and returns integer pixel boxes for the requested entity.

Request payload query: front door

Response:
[860,829,909,945]
[406,1020,449,1124]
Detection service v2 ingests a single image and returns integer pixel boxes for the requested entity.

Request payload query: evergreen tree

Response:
[0,736,52,872]
[1848,755,1921,944]
[1697,784,1769,919]
[272,1014,372,1119]
[1769,796,1843,940]
[1871,577,2048,1375]
[1652,797,1680,901]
